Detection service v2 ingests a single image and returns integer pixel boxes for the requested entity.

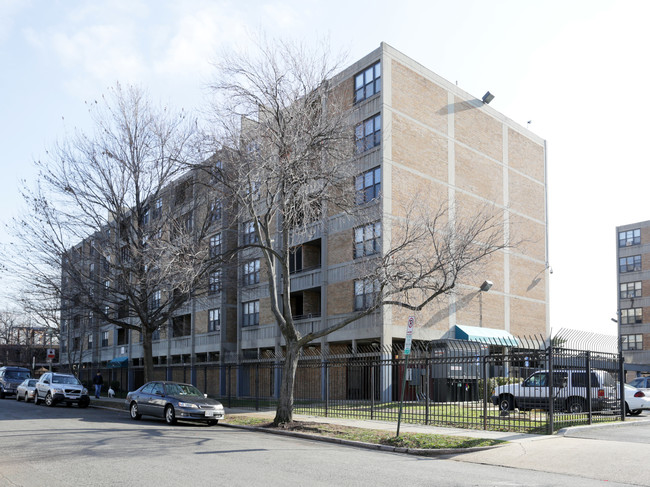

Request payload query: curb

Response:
[219,422,504,457]
[558,417,650,436]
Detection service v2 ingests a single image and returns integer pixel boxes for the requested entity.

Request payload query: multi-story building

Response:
[616,220,650,376]
[60,43,549,391]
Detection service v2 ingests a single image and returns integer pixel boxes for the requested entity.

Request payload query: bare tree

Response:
[11,83,217,382]
[207,39,511,424]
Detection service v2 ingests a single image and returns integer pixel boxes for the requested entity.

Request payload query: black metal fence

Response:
[77,332,625,435]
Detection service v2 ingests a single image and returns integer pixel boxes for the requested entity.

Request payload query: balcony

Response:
[289,266,322,292]
[170,336,191,354]
[195,332,221,354]
[241,323,278,347]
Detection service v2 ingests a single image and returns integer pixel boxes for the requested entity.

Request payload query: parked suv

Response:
[0,366,31,399]
[34,372,90,408]
[491,369,619,413]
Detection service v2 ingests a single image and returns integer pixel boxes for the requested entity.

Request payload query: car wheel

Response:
[207,419,219,426]
[630,408,642,416]
[45,392,55,407]
[165,405,177,425]
[499,395,514,411]
[79,398,89,408]
[130,402,142,420]
[567,398,585,414]
[66,402,72,407]
[34,392,40,405]
[0,389,5,399]
[15,392,21,401]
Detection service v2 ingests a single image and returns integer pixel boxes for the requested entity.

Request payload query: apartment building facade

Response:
[616,220,650,374]
[60,43,549,391]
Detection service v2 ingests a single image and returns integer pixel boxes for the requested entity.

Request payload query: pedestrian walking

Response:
[93,371,104,399]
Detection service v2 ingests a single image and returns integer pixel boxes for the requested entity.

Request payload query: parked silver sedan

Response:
[125,381,225,426]
[15,379,38,402]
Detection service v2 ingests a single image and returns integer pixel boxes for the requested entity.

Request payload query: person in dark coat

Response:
[93,371,104,399]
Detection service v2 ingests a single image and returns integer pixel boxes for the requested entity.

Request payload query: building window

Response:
[150,290,161,309]
[619,229,641,247]
[152,329,160,341]
[142,207,150,226]
[354,279,379,311]
[87,334,93,349]
[355,61,381,103]
[243,220,258,245]
[289,246,303,274]
[620,255,642,273]
[242,300,259,327]
[243,260,260,286]
[356,167,381,205]
[621,308,643,325]
[209,233,222,258]
[622,334,643,351]
[354,222,381,258]
[209,269,222,294]
[620,281,642,299]
[208,308,220,333]
[101,331,109,348]
[355,114,381,153]
[152,198,163,220]
[210,200,222,223]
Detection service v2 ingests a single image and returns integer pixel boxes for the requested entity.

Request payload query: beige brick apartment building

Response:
[616,220,650,374]
[60,43,549,393]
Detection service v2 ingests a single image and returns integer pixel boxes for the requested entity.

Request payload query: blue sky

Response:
[2,0,649,335]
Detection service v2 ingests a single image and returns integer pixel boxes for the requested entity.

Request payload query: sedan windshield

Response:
[165,383,203,397]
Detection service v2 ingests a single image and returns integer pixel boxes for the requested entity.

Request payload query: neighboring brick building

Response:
[616,220,650,375]
[60,43,549,393]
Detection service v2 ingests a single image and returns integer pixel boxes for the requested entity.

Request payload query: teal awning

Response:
[106,356,129,368]
[455,324,519,346]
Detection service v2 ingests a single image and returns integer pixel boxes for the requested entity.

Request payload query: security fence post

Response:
[371,361,375,420]
[585,351,592,424]
[548,343,554,434]
[482,355,488,430]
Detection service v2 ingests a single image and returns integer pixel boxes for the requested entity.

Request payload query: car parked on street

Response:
[34,372,89,408]
[0,366,31,398]
[625,384,650,415]
[126,381,225,426]
[15,378,38,402]
[628,376,650,390]
[491,369,619,413]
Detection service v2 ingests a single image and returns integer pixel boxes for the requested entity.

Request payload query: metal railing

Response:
[77,330,624,434]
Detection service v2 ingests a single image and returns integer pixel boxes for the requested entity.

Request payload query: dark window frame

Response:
[242,300,260,327]
[354,222,381,258]
[356,167,381,205]
[621,307,643,325]
[355,113,381,153]
[619,229,641,247]
[243,259,260,286]
[208,308,220,333]
[619,255,642,273]
[620,281,642,299]
[354,61,381,104]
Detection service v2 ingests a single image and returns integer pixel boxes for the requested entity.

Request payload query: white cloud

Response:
[0,0,28,44]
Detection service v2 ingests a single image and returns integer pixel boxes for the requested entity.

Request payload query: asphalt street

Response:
[0,398,640,487]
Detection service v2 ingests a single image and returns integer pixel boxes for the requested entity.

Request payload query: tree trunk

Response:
[273,343,300,425]
[142,327,154,383]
